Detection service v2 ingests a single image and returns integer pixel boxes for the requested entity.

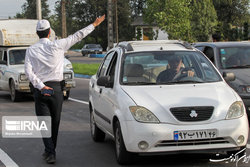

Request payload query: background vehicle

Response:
[0,19,75,101]
[81,44,103,56]
[89,40,249,164]
[194,42,250,122]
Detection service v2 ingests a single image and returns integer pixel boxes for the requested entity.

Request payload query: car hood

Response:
[121,82,238,124]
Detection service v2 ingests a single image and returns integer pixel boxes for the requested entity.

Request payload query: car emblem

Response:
[190,110,198,118]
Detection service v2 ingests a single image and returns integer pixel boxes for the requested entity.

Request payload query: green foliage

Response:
[72,63,100,75]
[144,0,192,42]
[190,0,217,42]
[136,27,142,40]
[15,0,50,19]
[212,0,250,41]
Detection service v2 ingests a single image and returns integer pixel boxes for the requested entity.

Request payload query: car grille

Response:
[170,106,214,122]
[155,138,229,147]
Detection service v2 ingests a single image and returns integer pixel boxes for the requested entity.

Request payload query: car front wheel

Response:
[90,109,105,142]
[114,121,133,165]
[10,79,21,102]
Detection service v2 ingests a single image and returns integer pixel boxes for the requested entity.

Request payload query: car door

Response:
[0,50,8,90]
[92,51,116,132]
[97,52,118,133]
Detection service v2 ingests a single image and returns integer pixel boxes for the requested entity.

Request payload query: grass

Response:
[72,63,100,76]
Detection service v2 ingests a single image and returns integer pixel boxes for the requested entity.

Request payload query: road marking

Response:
[247,144,250,149]
[0,148,18,167]
[69,97,88,105]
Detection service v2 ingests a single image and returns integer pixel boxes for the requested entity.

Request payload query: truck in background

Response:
[0,19,75,101]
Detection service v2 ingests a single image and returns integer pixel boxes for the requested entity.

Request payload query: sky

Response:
[0,0,57,19]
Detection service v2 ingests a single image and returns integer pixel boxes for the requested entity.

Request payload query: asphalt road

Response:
[66,51,103,64]
[0,78,249,167]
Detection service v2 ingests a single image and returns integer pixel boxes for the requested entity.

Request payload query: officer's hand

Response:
[93,15,105,27]
[41,86,53,96]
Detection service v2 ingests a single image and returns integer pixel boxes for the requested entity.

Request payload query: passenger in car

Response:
[157,55,194,83]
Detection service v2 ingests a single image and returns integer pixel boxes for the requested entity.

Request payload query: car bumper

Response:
[121,117,249,154]
[64,80,76,90]
[16,82,31,92]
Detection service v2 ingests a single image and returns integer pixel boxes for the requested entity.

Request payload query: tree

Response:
[15,0,50,19]
[144,0,192,42]
[212,0,250,40]
[130,0,146,18]
[190,0,217,42]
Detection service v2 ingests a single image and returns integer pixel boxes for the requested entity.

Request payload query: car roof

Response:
[194,41,250,47]
[116,40,195,52]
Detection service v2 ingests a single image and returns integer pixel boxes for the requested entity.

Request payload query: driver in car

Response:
[157,55,194,83]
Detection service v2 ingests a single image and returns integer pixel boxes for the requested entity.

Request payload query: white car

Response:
[88,40,249,164]
[0,46,75,101]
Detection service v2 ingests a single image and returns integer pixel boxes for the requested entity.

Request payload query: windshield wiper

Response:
[226,65,250,69]
[160,80,205,84]
[123,82,157,85]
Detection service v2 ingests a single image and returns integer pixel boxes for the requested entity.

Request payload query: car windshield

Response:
[9,49,26,65]
[121,51,222,85]
[218,47,250,69]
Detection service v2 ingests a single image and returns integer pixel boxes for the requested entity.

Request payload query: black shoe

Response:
[42,152,50,160]
[46,154,56,164]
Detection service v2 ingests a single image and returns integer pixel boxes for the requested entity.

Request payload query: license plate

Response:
[174,129,217,141]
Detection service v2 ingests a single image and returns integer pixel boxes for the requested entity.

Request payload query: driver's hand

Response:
[187,70,195,77]
[182,70,195,77]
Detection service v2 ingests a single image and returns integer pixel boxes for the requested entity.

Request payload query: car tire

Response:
[10,79,21,102]
[63,90,70,100]
[90,109,105,142]
[114,121,133,165]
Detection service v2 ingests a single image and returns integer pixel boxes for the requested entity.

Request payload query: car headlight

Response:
[226,101,245,119]
[65,64,73,70]
[64,73,72,80]
[19,74,28,81]
[129,106,160,123]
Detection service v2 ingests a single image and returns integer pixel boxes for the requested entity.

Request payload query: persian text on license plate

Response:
[174,129,217,141]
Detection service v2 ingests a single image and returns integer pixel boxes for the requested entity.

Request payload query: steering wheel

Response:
[173,67,195,81]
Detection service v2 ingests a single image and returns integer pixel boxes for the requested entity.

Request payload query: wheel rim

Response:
[90,112,95,136]
[115,126,121,157]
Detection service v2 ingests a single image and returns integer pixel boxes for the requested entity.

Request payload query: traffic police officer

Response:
[25,15,105,164]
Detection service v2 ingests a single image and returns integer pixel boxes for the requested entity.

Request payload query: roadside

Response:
[66,50,103,78]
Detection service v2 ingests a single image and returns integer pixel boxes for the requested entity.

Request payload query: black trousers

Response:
[32,81,63,155]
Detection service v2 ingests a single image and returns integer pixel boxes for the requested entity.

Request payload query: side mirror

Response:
[97,76,113,88]
[65,55,70,59]
[223,72,235,82]
[0,60,7,65]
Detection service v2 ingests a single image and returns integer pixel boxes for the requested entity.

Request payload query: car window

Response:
[106,53,118,87]
[3,51,7,63]
[218,47,250,69]
[0,50,3,60]
[203,47,215,63]
[97,52,115,78]
[121,51,222,85]
[9,49,26,65]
